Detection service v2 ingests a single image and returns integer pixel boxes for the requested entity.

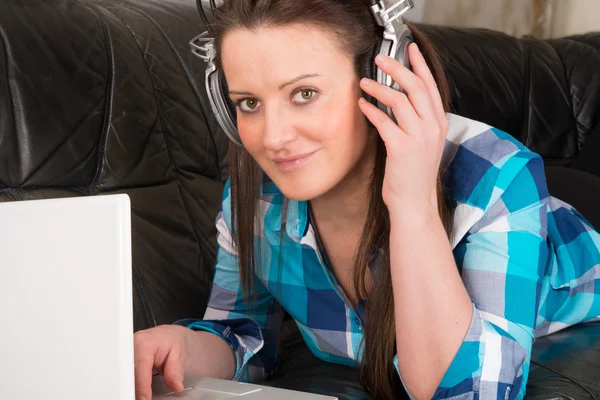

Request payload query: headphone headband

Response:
[371,0,414,28]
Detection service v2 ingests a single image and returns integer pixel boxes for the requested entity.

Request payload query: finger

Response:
[358,97,405,146]
[162,346,185,393]
[374,53,436,122]
[135,353,155,400]
[360,77,420,135]
[408,43,446,123]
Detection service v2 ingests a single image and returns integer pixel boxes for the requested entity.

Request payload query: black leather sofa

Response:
[1,0,599,398]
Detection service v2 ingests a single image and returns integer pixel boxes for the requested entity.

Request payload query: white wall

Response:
[552,0,600,37]
[405,1,425,23]
[418,0,534,37]
[408,0,600,38]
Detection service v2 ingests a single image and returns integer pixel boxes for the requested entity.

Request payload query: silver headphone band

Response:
[190,32,244,146]
[206,69,243,147]
[371,0,414,28]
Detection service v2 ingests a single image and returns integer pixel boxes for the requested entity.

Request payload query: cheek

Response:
[323,96,371,176]
[237,117,264,153]
[314,90,367,147]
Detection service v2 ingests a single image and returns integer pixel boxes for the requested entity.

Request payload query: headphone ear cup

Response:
[360,41,381,107]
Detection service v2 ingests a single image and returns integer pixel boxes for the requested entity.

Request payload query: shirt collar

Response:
[263,197,309,243]
[282,199,308,243]
[260,175,309,242]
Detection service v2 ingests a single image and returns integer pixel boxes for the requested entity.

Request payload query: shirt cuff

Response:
[174,318,265,381]
[394,304,528,400]
[393,304,482,399]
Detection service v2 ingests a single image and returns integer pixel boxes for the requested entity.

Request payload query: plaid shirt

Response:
[177,113,600,399]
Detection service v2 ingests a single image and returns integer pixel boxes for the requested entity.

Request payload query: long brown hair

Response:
[210,1,454,398]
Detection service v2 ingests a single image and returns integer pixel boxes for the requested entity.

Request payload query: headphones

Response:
[190,0,415,147]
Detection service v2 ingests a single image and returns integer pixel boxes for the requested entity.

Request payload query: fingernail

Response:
[361,78,372,87]
[375,54,386,63]
[140,397,147,400]
[358,97,367,104]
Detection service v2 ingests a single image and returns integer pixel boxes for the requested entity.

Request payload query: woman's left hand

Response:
[358,43,448,219]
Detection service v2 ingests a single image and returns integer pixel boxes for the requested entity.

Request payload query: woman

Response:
[134,1,600,399]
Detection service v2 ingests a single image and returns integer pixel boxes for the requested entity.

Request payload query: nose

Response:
[262,103,298,151]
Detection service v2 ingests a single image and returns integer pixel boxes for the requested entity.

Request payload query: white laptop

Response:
[0,195,336,400]
[0,194,135,399]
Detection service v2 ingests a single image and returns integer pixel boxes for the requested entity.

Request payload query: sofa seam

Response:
[0,19,20,181]
[132,259,157,328]
[102,1,222,179]
[98,3,203,260]
[519,37,532,148]
[546,38,579,155]
[77,1,116,195]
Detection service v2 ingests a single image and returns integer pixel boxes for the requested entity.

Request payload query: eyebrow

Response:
[228,73,321,96]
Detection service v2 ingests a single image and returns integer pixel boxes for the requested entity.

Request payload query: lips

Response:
[273,150,318,172]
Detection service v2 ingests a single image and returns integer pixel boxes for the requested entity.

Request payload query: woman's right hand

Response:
[134,325,191,400]
[134,325,236,400]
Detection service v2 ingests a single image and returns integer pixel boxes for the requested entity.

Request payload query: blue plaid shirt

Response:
[178,113,600,399]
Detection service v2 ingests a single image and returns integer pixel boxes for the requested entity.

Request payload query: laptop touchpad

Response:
[190,378,262,395]
[153,376,262,399]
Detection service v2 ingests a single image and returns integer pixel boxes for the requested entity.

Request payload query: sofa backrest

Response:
[421,25,600,167]
[1,0,599,330]
[0,0,229,330]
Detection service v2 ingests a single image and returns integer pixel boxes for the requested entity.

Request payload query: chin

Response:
[270,172,332,201]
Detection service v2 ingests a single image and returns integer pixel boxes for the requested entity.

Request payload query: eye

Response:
[292,88,318,104]
[237,98,262,113]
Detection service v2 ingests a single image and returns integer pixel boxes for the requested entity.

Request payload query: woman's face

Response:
[221,24,373,201]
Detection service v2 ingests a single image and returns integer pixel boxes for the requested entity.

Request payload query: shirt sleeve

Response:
[175,180,284,382]
[395,150,550,400]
